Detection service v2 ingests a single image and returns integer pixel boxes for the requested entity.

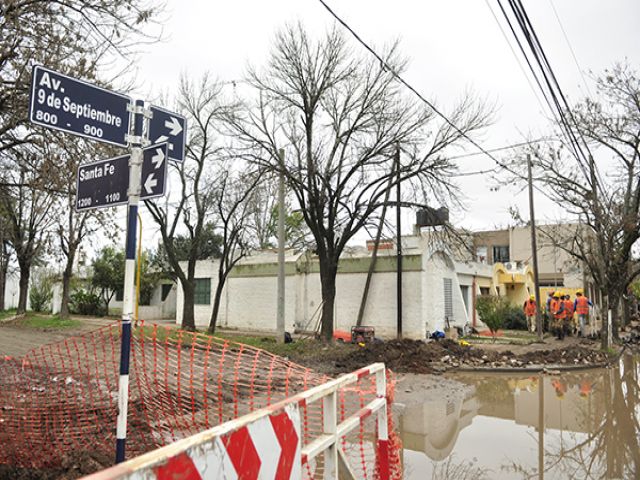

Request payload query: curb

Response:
[0,314,25,325]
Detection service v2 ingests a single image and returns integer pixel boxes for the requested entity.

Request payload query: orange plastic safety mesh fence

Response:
[0,322,402,479]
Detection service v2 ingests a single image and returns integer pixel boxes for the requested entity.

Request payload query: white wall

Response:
[175,248,486,340]
[3,272,21,310]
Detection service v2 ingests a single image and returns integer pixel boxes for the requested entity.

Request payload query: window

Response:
[476,246,487,264]
[460,285,469,312]
[480,287,490,296]
[161,284,173,301]
[493,245,510,263]
[444,278,453,321]
[115,289,123,302]
[194,278,211,305]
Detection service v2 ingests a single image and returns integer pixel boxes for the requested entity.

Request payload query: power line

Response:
[483,0,548,115]
[314,0,530,182]
[547,0,593,97]
[495,0,606,193]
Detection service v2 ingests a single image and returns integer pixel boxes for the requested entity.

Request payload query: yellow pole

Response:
[135,213,142,322]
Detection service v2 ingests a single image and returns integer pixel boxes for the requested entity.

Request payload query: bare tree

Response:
[146,74,233,330]
[207,167,262,333]
[0,218,10,310]
[516,63,640,346]
[0,0,163,151]
[228,24,491,340]
[0,145,59,313]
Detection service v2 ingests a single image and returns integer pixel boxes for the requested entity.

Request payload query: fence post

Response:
[376,369,390,480]
[323,391,338,480]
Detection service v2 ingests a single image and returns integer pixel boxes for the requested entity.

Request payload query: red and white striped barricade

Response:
[82,363,390,480]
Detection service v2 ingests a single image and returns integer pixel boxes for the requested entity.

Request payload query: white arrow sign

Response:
[151,148,165,169]
[144,173,157,194]
[154,135,174,151]
[165,116,183,136]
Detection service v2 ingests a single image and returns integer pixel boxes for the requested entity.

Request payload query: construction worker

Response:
[550,291,566,340]
[546,291,555,332]
[563,293,575,336]
[574,290,593,337]
[523,295,537,332]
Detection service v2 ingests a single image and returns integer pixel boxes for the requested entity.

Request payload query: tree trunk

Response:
[181,279,196,331]
[0,258,7,311]
[17,261,30,314]
[601,291,621,349]
[319,257,338,342]
[208,268,226,334]
[59,247,76,319]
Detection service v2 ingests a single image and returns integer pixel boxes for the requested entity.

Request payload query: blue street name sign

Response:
[29,65,131,147]
[76,143,168,211]
[76,155,129,210]
[148,105,187,162]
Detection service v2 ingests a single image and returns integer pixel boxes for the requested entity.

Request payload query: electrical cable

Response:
[547,0,593,97]
[314,0,533,183]
[496,0,606,193]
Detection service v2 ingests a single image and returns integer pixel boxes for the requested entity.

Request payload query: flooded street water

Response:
[398,353,640,479]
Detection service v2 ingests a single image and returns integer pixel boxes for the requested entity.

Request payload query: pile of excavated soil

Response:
[333,339,502,373]
[0,450,112,480]
[330,338,614,374]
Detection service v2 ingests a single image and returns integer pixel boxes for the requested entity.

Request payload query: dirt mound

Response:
[331,337,613,373]
[0,451,112,480]
[518,345,608,365]
[333,339,502,373]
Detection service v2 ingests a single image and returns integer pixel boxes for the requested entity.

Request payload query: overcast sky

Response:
[109,0,640,249]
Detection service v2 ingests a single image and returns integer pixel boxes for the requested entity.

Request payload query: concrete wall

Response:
[510,225,577,283]
[176,247,481,340]
[3,272,22,310]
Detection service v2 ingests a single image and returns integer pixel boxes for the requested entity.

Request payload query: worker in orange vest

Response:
[550,292,566,340]
[574,290,593,337]
[523,295,537,332]
[563,294,575,336]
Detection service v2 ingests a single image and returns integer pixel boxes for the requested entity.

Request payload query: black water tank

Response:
[416,206,449,227]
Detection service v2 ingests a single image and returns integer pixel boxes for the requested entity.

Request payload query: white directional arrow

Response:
[151,148,165,169]
[165,116,183,136]
[154,135,174,151]
[144,173,157,194]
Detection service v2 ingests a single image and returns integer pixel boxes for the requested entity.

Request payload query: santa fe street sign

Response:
[76,143,168,211]
[29,65,131,147]
[148,105,187,162]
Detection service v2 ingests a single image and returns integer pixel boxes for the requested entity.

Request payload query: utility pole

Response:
[395,145,403,339]
[527,154,543,341]
[276,148,286,343]
[356,172,395,327]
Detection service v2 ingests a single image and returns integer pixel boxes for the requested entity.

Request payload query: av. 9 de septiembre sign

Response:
[29,65,131,147]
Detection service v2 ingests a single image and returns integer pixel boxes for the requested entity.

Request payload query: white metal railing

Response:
[82,362,390,480]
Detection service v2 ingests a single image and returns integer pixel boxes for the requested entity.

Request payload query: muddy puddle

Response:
[398,353,640,479]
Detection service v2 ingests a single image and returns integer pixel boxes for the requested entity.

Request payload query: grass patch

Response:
[0,308,18,320]
[21,314,82,329]
[135,325,343,361]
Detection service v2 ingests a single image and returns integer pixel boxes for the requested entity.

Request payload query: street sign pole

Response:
[116,99,145,464]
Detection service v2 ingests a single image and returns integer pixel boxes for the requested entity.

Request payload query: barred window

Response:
[194,278,211,305]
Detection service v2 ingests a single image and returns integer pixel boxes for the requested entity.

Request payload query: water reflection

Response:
[399,354,640,479]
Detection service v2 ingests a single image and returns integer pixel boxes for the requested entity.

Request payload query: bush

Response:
[503,305,528,330]
[29,274,53,312]
[476,295,510,341]
[70,290,105,316]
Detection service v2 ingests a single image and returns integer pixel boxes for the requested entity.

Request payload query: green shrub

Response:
[503,305,528,330]
[29,274,53,312]
[70,290,105,316]
[476,295,510,341]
